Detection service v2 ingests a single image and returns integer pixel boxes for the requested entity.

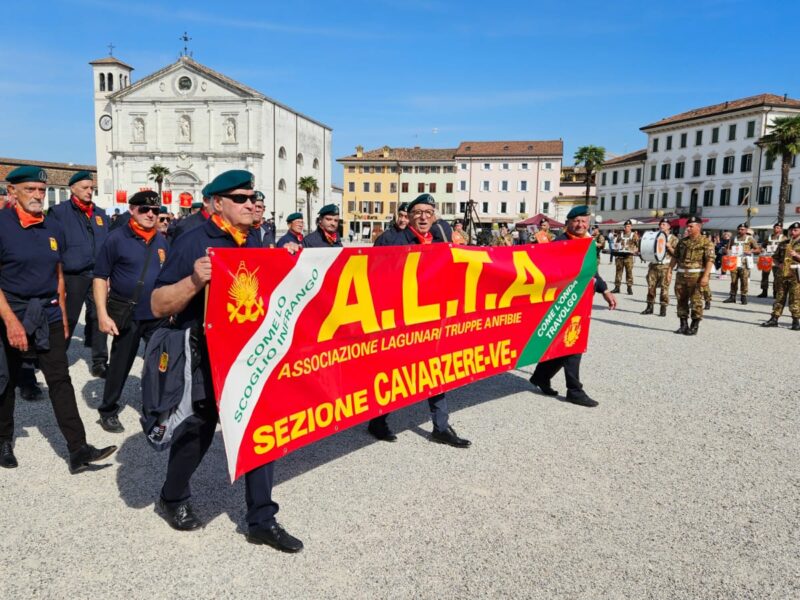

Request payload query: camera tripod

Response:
[462,199,482,244]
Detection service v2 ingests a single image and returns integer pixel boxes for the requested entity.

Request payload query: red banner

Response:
[162,190,172,205]
[115,190,127,204]
[206,240,597,480]
[179,192,193,208]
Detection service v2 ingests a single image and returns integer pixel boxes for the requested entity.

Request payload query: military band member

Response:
[93,191,169,433]
[723,223,761,304]
[276,212,304,247]
[451,219,468,245]
[612,220,639,295]
[533,218,555,243]
[0,166,116,471]
[701,230,713,310]
[367,194,470,447]
[761,221,800,330]
[591,225,605,265]
[529,206,616,407]
[758,222,787,298]
[374,202,409,246]
[47,170,109,377]
[150,169,303,552]
[641,219,678,317]
[492,223,514,246]
[669,216,715,335]
[303,204,343,248]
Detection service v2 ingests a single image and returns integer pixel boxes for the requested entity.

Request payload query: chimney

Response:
[414,146,420,150]
[382,145,390,158]
[356,145,363,158]
[784,93,788,101]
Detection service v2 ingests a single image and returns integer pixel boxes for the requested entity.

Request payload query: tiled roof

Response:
[337,147,456,162]
[602,149,648,166]
[455,140,563,157]
[1,158,96,188]
[641,94,800,130]
[89,56,134,70]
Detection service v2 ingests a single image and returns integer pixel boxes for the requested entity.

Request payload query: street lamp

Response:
[745,205,759,228]
[650,209,664,218]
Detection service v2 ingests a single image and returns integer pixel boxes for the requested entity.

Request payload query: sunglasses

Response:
[158,216,170,222]
[219,193,255,204]
[137,206,160,215]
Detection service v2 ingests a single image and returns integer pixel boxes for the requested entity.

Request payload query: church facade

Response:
[90,55,332,222]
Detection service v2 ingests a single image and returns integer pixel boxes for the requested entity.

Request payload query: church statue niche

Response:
[224,118,237,143]
[132,118,145,143]
[179,115,192,143]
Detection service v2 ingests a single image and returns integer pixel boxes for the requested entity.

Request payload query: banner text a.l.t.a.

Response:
[205,239,597,480]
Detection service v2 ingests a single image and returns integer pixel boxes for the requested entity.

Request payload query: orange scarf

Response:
[409,226,433,245]
[211,213,247,247]
[72,196,94,219]
[565,230,588,240]
[15,204,44,228]
[128,218,157,243]
[322,229,338,245]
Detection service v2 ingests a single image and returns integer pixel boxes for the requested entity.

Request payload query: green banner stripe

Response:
[515,241,597,368]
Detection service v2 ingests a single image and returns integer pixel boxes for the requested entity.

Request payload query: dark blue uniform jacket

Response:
[47,199,109,274]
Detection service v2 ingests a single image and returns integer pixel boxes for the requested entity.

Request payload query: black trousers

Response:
[0,322,87,453]
[99,318,163,418]
[64,273,108,367]
[532,354,584,397]
[369,392,449,433]
[160,378,279,530]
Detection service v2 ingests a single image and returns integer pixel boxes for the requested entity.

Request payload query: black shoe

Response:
[674,318,689,335]
[659,305,667,317]
[367,423,397,442]
[762,316,779,328]
[611,286,621,294]
[529,374,558,396]
[19,383,43,401]
[641,303,653,315]
[98,415,125,433]
[68,444,117,474]
[686,319,700,335]
[0,441,18,469]
[740,296,748,305]
[564,392,599,408]
[722,296,736,304]
[704,300,711,310]
[90,364,108,378]
[157,498,203,531]
[430,426,471,448]
[627,286,633,295]
[247,523,304,553]
[792,318,800,331]
[757,290,768,298]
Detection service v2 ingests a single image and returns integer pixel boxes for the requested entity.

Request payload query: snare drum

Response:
[640,230,668,263]
[757,255,774,272]
[721,255,739,272]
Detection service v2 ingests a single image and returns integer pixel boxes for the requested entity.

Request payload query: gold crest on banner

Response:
[227,261,265,324]
[563,316,581,348]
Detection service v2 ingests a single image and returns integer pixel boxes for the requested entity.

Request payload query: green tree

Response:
[573,145,606,206]
[148,164,171,200]
[758,115,800,225]
[298,176,319,232]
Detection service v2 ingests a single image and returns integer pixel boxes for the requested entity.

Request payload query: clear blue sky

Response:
[2,0,798,183]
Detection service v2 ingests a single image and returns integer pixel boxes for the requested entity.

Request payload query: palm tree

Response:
[758,115,800,225]
[573,145,606,206]
[148,164,171,201]
[298,176,319,231]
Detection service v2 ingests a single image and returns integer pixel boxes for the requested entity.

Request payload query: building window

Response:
[719,188,731,206]
[650,165,656,181]
[418,182,425,193]
[459,180,467,191]
[375,182,382,193]
[622,194,628,210]
[519,201,527,213]
[429,183,437,193]
[611,195,616,210]
[348,201,356,212]
[374,201,383,214]
[706,158,716,176]
[692,160,701,177]
[363,182,370,192]
[652,138,659,152]
[601,172,607,186]
[765,155,774,170]
[738,187,749,205]
[521,162,529,170]
[519,180,528,192]
[542,202,550,213]
[481,202,489,213]
[482,163,491,171]
[675,161,685,178]
[676,191,683,208]
[722,156,735,174]
[297,153,304,166]
[446,182,453,193]
[600,197,605,211]
[107,73,113,91]
[695,130,703,145]
[746,120,756,138]
[543,162,553,170]
[401,182,409,193]
[661,192,668,209]
[740,153,752,172]
[348,166,355,173]
[278,146,286,159]
[661,164,671,180]
[711,127,719,144]
[703,189,714,206]
[348,182,355,192]
[278,178,286,191]
[635,167,642,183]
[758,185,772,205]
[502,163,510,170]
[612,170,618,185]
[460,163,467,170]
[666,135,673,150]
[648,193,655,209]
[788,185,794,204]
[499,201,507,214]
[623,169,629,184]
[481,181,490,192]
[542,180,552,192]
[500,180,509,192]
[634,193,640,209]
[680,133,687,148]
[99,73,105,91]
[389,202,396,214]
[390,182,397,194]
[728,124,736,141]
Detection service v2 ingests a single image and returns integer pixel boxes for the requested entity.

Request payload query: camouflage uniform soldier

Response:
[612,220,639,295]
[669,216,715,335]
[723,223,761,304]
[591,226,605,265]
[700,230,713,310]
[642,219,678,317]
[758,222,787,298]
[761,221,800,330]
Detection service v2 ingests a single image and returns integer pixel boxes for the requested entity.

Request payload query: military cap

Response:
[254,190,265,202]
[68,171,93,186]
[286,212,303,223]
[788,222,800,229]
[191,201,203,209]
[773,221,783,227]
[398,202,409,213]
[737,223,747,228]
[201,184,210,199]
[205,169,254,196]
[6,165,47,184]
[623,219,633,226]
[318,204,340,217]
[129,190,160,206]
[659,218,670,225]
[566,205,590,220]
[159,206,169,214]
[539,218,549,225]
[686,216,703,225]
[407,193,436,212]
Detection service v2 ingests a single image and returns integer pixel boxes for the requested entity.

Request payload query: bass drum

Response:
[640,230,668,263]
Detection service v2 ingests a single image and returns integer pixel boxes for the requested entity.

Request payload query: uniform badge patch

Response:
[159,352,169,373]
[158,248,166,264]
[95,216,103,226]
[563,316,582,348]
[49,237,58,251]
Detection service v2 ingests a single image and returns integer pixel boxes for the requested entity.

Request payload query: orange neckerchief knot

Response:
[211,214,247,247]
[15,204,44,229]
[128,218,157,243]
[322,229,338,245]
[409,226,433,245]
[72,196,94,219]
[565,230,588,240]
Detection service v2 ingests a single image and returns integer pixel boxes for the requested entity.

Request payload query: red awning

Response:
[515,213,564,229]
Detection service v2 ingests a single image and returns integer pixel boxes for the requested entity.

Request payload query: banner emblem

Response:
[563,316,582,348]
[158,352,169,373]
[227,261,265,324]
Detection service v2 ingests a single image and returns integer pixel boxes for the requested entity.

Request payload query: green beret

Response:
[201,184,210,199]
[129,190,160,206]
[68,171,93,186]
[566,205,590,220]
[254,190,265,202]
[286,212,303,223]
[686,216,703,225]
[318,204,340,217]
[191,202,203,209]
[408,193,435,212]
[159,206,169,214]
[6,165,47,184]
[398,202,409,213]
[205,169,254,196]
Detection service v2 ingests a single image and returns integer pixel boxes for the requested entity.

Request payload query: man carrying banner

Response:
[150,169,303,552]
[529,206,616,407]
[366,193,471,447]
[277,213,304,247]
[303,204,343,248]
[374,202,409,246]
